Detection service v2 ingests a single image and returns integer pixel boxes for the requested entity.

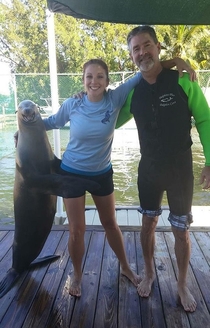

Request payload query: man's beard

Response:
[139,57,154,72]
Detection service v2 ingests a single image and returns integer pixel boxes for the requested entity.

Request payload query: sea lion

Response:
[0,100,99,298]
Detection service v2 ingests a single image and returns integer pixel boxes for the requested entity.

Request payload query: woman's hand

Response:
[173,57,196,81]
[72,91,86,99]
[161,57,196,81]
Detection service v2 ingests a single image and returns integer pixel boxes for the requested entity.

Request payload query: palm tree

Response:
[156,25,210,69]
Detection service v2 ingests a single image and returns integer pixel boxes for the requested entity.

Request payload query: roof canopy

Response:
[47,0,210,25]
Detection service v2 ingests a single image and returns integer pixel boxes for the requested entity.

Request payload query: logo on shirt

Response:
[101,110,111,124]
[159,93,176,107]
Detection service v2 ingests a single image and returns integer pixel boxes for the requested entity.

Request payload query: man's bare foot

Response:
[69,276,82,297]
[137,275,155,297]
[178,285,197,312]
[121,268,141,287]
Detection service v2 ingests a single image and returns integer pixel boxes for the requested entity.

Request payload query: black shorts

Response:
[138,148,194,216]
[59,167,114,198]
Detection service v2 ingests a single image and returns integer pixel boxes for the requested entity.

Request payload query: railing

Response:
[0,70,210,122]
[0,114,17,128]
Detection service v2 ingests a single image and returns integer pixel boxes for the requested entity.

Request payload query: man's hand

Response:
[200,166,210,189]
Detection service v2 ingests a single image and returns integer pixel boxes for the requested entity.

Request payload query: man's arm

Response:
[179,73,210,189]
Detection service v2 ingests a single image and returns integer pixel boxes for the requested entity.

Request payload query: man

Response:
[116,25,210,312]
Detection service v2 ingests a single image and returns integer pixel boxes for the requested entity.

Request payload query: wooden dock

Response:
[1,219,210,327]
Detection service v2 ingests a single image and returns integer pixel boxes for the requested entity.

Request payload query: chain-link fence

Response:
[0,72,135,116]
[0,70,210,120]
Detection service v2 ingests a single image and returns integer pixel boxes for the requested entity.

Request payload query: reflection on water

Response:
[0,120,209,220]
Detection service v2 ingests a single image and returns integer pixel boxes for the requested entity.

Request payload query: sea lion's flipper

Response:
[0,256,60,298]
[30,254,60,267]
[0,268,20,298]
[52,175,101,198]
[52,155,62,173]
[25,174,100,198]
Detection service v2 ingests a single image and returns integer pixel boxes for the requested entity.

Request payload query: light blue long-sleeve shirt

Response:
[43,72,141,175]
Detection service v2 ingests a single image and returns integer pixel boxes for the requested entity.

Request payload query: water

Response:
[0,120,209,222]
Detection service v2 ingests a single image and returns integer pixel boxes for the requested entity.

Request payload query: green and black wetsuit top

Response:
[116,69,210,165]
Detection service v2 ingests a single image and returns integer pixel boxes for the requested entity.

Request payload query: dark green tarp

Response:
[47,0,210,25]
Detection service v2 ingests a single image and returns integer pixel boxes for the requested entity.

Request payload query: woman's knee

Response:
[69,228,85,242]
[68,220,85,239]
[102,217,118,231]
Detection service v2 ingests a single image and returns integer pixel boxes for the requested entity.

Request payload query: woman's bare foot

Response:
[178,285,197,312]
[137,275,155,297]
[69,275,82,297]
[121,268,141,287]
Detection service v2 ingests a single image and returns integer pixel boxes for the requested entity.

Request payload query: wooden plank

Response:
[193,232,210,264]
[0,225,15,231]
[161,209,170,225]
[164,231,210,327]
[155,232,190,328]
[54,224,210,233]
[91,209,119,226]
[69,231,105,328]
[0,232,31,322]
[0,231,13,260]
[189,232,210,313]
[116,209,128,225]
[85,209,96,225]
[63,209,97,225]
[94,236,119,328]
[92,210,101,225]
[0,230,9,241]
[135,231,167,328]
[45,230,92,328]
[0,242,15,321]
[1,227,210,327]
[127,209,140,226]
[22,231,70,328]
[0,231,64,328]
[138,211,142,225]
[157,214,165,226]
[118,231,141,328]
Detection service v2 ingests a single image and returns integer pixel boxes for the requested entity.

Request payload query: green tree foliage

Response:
[0,0,48,72]
[75,20,137,72]
[156,25,210,70]
[1,1,210,73]
[1,1,210,106]
[0,0,136,73]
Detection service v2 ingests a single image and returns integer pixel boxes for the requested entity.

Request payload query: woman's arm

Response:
[161,57,196,81]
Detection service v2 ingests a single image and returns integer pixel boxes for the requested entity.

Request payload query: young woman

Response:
[43,58,195,297]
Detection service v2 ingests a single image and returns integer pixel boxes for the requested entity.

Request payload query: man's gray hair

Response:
[127,25,158,51]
